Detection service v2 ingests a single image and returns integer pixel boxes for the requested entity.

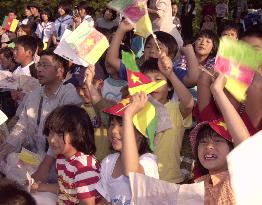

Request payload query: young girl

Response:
[190,119,236,204]
[96,92,159,205]
[51,1,72,46]
[35,8,53,50]
[31,105,101,205]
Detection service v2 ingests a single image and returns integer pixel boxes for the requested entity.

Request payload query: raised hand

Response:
[124,92,148,118]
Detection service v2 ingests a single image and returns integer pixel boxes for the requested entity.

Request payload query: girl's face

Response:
[221,29,238,40]
[41,13,49,22]
[108,118,123,151]
[145,71,169,104]
[194,36,213,57]
[17,27,27,37]
[79,8,87,18]
[48,131,68,155]
[25,8,32,17]
[198,135,230,174]
[104,9,113,21]
[144,37,169,60]
[58,7,66,16]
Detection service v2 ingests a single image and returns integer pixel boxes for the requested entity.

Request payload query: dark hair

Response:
[40,8,53,22]
[0,47,15,61]
[145,31,178,59]
[8,10,17,16]
[17,24,33,36]
[58,1,71,15]
[43,105,96,155]
[77,1,94,16]
[195,30,219,57]
[241,27,262,39]
[140,58,174,99]
[109,115,152,155]
[39,49,69,71]
[103,8,117,20]
[36,37,44,54]
[14,35,37,56]
[218,20,239,37]
[0,178,36,205]
[194,124,234,176]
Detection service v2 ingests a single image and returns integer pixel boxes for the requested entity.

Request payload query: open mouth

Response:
[204,154,217,160]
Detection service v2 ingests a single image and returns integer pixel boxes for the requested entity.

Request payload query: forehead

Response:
[39,55,54,63]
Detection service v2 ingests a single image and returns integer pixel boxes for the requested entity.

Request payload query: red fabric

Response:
[193,99,260,136]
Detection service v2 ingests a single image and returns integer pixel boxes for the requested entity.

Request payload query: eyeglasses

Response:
[36,62,55,69]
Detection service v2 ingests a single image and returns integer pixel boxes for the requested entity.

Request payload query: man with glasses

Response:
[0,50,82,168]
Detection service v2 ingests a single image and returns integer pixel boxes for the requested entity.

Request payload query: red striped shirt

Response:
[56,152,101,204]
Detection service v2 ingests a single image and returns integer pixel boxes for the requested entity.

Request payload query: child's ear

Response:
[64,133,72,144]
[95,79,104,90]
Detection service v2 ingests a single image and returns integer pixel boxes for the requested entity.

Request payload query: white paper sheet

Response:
[129,172,204,205]
[227,130,262,205]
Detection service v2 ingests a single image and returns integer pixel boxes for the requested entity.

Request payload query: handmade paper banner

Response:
[19,148,41,167]
[65,21,109,65]
[227,130,262,205]
[2,16,19,32]
[108,0,153,38]
[0,110,8,126]
[54,29,89,66]
[0,71,40,93]
[129,172,204,205]
[215,37,262,102]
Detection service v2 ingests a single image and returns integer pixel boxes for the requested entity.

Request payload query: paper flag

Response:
[129,172,204,205]
[215,37,262,102]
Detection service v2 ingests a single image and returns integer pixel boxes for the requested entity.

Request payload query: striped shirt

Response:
[56,152,101,204]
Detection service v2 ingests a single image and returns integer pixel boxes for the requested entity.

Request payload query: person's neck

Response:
[196,53,208,65]
[44,79,63,97]
[159,97,168,105]
[43,19,49,24]
[60,14,67,19]
[20,58,33,68]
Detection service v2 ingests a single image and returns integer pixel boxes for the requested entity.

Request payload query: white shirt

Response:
[52,15,73,40]
[83,15,94,27]
[6,83,83,155]
[35,21,54,42]
[96,153,159,205]
[13,61,34,76]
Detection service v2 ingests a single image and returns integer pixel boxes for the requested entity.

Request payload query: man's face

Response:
[13,44,30,64]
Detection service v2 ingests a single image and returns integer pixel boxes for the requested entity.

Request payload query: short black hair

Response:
[77,1,94,16]
[14,35,37,56]
[39,49,69,71]
[58,1,71,15]
[43,104,96,155]
[145,31,178,59]
[0,178,36,205]
[40,8,53,21]
[103,8,117,20]
[109,115,152,155]
[140,58,174,99]
[195,30,219,57]
[218,20,239,37]
[0,47,15,61]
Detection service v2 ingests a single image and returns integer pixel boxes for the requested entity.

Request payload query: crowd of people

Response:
[0,0,261,205]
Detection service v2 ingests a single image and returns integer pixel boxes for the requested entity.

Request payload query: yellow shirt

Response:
[154,101,192,183]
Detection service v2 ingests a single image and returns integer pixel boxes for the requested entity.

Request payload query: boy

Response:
[13,35,38,78]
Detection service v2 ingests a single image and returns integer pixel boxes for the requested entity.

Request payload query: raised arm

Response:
[122,92,148,176]
[158,53,194,118]
[211,73,250,145]
[105,20,133,72]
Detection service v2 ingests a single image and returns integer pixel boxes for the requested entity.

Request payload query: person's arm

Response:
[32,153,55,183]
[158,53,194,118]
[31,182,58,194]
[79,198,96,205]
[211,73,250,145]
[180,44,201,87]
[105,20,133,72]
[122,92,148,176]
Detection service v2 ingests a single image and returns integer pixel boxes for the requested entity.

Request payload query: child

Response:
[171,1,181,33]
[51,1,72,46]
[96,92,159,204]
[16,24,33,37]
[190,119,236,204]
[174,30,219,87]
[95,8,119,30]
[31,105,101,205]
[197,27,262,133]
[35,8,53,50]
[139,56,193,183]
[218,20,239,40]
[13,35,38,78]
[106,20,178,80]
[201,15,215,32]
